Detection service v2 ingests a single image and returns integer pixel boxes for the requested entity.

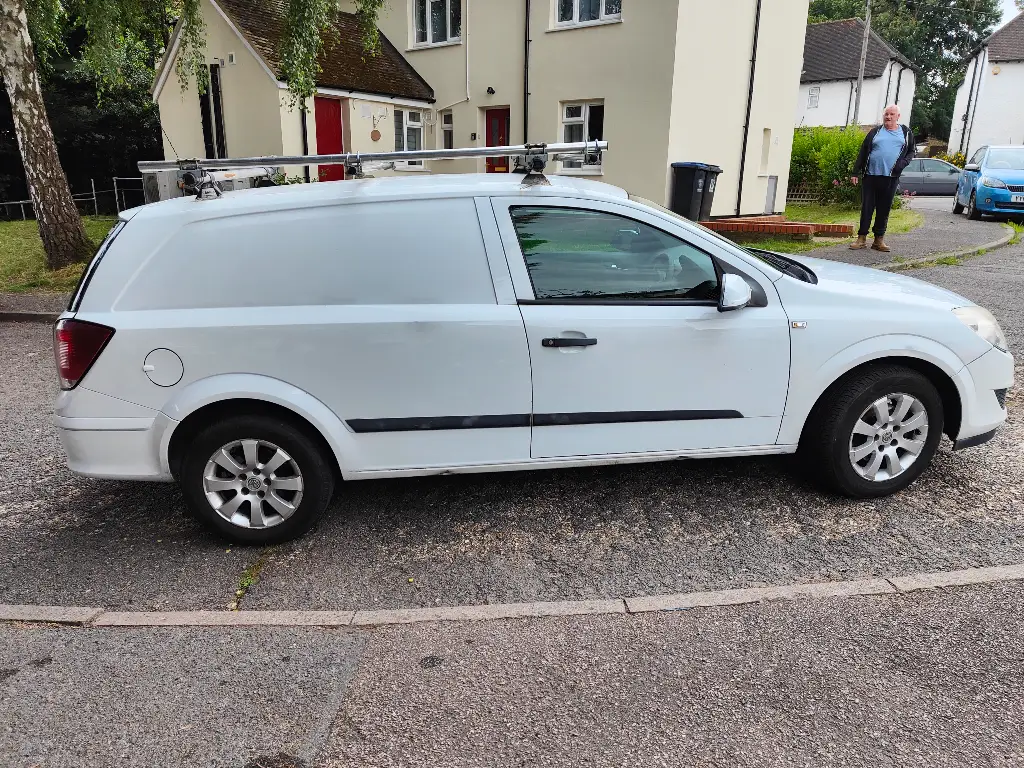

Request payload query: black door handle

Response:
[542,337,597,348]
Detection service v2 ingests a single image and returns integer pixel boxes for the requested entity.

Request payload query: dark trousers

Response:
[858,174,899,237]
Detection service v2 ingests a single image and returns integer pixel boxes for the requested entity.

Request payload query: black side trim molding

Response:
[347,410,743,433]
[953,429,997,451]
[533,410,743,427]
[347,415,532,433]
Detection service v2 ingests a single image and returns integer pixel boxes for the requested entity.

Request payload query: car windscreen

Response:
[986,148,1024,171]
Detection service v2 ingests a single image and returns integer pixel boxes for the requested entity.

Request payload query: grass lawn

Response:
[741,203,925,255]
[0,217,117,294]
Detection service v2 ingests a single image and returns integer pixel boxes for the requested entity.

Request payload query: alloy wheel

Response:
[202,439,304,529]
[848,393,929,482]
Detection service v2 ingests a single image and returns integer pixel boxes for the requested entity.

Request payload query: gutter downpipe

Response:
[845,81,855,126]
[524,0,531,142]
[435,1,472,127]
[958,52,980,154]
[965,48,987,157]
[883,61,895,105]
[736,0,763,217]
[300,106,310,182]
[894,63,907,105]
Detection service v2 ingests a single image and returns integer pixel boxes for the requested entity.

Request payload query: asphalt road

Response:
[1,245,1023,614]
[3,582,1023,767]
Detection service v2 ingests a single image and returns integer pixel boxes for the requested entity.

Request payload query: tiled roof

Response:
[215,0,434,101]
[801,18,914,83]
[986,11,1024,62]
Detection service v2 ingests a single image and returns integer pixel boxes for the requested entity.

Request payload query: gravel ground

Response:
[0,246,1022,613]
[809,205,1007,267]
[323,582,1024,767]
[0,292,69,313]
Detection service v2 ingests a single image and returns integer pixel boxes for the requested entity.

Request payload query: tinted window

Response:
[921,159,952,172]
[970,148,986,166]
[904,160,924,173]
[510,206,719,302]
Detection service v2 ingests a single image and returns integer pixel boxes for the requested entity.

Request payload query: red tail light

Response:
[53,319,114,390]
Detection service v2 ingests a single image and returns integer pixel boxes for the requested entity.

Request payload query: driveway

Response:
[1,244,1022,615]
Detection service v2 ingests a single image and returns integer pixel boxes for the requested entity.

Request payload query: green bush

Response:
[790,127,867,206]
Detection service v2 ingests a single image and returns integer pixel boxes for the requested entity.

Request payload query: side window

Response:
[920,159,948,173]
[905,160,923,173]
[510,206,720,302]
[969,148,986,167]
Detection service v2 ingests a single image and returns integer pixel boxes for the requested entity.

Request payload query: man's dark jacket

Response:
[852,124,916,178]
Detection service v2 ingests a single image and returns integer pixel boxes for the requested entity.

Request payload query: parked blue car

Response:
[954,145,1024,220]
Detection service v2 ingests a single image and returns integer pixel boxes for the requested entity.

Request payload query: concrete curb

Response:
[0,310,58,324]
[4,565,1024,629]
[872,223,1016,272]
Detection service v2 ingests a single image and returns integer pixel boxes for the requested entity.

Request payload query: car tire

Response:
[180,414,335,545]
[801,365,944,499]
[967,191,982,220]
[952,196,965,214]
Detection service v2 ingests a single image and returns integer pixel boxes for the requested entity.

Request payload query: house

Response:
[156,0,811,217]
[153,0,435,181]
[949,12,1024,159]
[796,19,916,129]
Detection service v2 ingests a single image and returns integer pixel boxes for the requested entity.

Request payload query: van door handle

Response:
[542,337,597,348]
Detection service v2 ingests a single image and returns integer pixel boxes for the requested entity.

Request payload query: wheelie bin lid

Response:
[670,162,722,172]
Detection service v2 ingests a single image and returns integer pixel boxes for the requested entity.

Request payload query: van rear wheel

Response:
[180,415,334,544]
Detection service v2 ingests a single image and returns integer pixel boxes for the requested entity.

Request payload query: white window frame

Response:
[554,0,622,28]
[807,86,820,109]
[560,101,604,174]
[412,0,462,48]
[441,110,454,150]
[394,108,425,169]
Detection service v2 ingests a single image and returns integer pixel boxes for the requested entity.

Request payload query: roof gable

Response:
[986,12,1024,63]
[802,18,914,83]
[156,0,434,103]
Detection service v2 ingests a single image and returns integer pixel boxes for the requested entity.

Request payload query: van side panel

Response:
[74,198,534,472]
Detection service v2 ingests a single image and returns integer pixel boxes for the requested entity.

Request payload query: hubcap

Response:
[849,393,929,482]
[202,439,304,529]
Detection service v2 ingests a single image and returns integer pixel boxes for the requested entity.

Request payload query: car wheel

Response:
[180,414,335,544]
[952,196,965,214]
[967,191,982,220]
[801,365,943,498]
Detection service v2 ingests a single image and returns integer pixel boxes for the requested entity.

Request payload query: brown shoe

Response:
[849,235,868,250]
[871,237,891,253]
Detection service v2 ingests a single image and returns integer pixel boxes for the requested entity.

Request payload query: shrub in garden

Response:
[935,151,966,169]
[790,127,867,206]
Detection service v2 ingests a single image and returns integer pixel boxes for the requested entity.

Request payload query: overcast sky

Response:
[999,0,1019,26]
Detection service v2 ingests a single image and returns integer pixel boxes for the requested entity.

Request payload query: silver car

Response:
[897,158,962,196]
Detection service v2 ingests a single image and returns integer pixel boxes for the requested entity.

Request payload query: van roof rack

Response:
[138,141,607,180]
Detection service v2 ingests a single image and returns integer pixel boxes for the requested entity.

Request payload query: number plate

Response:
[1012,194,1024,204]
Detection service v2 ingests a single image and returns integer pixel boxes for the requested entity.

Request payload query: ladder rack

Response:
[138,141,608,176]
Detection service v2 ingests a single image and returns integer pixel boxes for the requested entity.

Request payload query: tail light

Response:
[53,318,114,390]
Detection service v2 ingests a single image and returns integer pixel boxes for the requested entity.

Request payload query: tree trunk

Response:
[0,0,92,270]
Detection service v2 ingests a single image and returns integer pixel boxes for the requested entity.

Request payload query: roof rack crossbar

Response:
[138,141,608,173]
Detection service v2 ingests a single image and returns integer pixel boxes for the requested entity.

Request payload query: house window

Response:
[556,0,621,26]
[413,0,461,45]
[441,110,454,149]
[808,86,820,109]
[395,109,424,166]
[199,63,227,159]
[561,102,604,170]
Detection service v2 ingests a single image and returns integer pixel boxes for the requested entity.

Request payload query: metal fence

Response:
[0,176,145,221]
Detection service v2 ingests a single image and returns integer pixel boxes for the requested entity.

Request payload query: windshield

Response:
[986,148,1024,171]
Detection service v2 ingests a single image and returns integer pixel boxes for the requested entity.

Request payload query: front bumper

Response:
[976,185,1024,214]
[954,347,1014,449]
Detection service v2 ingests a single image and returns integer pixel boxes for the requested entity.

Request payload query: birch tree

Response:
[0,0,384,271]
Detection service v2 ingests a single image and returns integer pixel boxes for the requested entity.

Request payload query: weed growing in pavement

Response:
[1009,222,1024,245]
[229,548,275,610]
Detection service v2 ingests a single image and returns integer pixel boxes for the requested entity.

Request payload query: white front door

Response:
[491,198,792,459]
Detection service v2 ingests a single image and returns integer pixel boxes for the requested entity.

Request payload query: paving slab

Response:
[0,625,364,768]
[322,582,1024,767]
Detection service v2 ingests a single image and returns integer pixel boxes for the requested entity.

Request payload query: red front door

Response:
[314,96,345,182]
[485,108,511,173]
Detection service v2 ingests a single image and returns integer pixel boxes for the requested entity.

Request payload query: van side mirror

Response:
[965,163,980,172]
[719,273,752,313]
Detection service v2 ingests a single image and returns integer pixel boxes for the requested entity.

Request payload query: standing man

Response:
[849,105,916,253]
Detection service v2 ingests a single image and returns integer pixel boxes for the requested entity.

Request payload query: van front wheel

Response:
[180,415,335,544]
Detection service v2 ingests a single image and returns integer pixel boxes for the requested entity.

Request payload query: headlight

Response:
[954,307,1010,352]
[980,176,1007,189]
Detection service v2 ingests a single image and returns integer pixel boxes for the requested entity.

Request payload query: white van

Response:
[54,174,1013,544]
